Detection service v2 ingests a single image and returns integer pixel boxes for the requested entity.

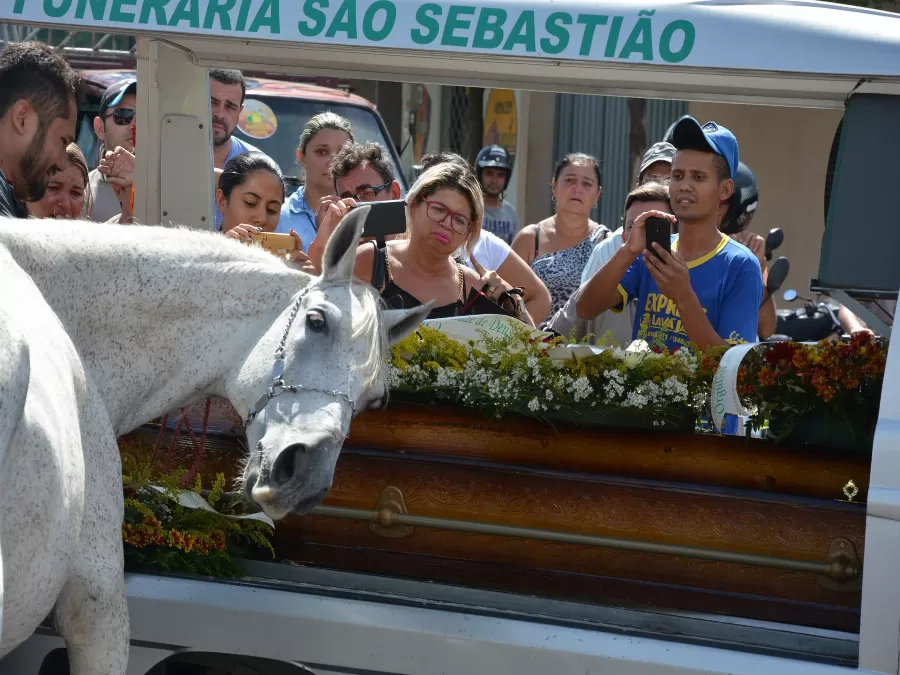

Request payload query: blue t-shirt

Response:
[214,135,262,231]
[615,233,762,351]
[275,186,316,253]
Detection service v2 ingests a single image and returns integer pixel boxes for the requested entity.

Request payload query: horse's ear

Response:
[322,205,368,281]
[383,302,434,346]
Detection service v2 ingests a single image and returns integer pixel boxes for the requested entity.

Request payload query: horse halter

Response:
[245,286,357,425]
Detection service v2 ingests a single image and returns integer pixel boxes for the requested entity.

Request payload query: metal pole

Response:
[310,504,858,582]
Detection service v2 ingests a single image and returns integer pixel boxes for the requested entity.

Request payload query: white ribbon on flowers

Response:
[710,343,760,432]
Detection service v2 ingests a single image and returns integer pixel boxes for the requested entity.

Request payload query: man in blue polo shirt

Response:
[575,116,762,351]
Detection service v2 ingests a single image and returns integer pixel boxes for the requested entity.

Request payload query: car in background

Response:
[75,69,407,195]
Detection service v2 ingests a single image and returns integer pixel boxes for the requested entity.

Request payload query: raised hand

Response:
[643,244,692,305]
[627,210,677,257]
[470,253,513,301]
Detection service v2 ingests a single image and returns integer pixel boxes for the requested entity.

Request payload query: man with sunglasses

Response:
[89,78,136,222]
[301,141,403,271]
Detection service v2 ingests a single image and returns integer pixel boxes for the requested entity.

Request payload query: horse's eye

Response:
[306,309,326,332]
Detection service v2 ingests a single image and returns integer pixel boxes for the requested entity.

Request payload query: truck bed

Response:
[1,561,867,674]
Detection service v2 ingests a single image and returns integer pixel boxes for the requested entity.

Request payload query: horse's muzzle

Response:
[246,434,340,519]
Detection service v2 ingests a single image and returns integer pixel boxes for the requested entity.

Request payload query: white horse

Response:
[0,208,430,674]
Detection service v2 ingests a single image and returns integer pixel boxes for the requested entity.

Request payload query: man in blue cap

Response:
[575,115,762,352]
[89,77,136,222]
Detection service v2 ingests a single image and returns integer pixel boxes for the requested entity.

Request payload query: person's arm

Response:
[839,304,873,337]
[352,242,377,284]
[738,232,776,339]
[758,295,777,339]
[575,211,672,320]
[511,224,539,266]
[496,250,552,325]
[575,245,639,320]
[307,197,357,273]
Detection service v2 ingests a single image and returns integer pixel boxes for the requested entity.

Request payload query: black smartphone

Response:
[355,199,407,239]
[644,216,672,261]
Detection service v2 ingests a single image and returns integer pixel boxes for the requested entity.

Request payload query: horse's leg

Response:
[54,409,129,675]
[54,539,129,674]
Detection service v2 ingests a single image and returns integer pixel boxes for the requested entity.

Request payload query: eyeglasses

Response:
[423,199,472,235]
[104,108,135,126]
[342,182,391,202]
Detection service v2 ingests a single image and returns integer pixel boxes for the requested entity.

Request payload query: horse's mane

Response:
[340,279,390,390]
[1,219,291,269]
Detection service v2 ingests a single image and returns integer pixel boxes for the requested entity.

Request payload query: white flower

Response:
[571,376,593,402]
[603,369,627,402]
[624,390,649,408]
[661,375,689,403]
[528,397,541,412]
[545,389,554,401]
[623,347,649,369]
[675,347,699,374]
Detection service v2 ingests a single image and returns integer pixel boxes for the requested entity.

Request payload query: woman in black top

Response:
[353,162,534,324]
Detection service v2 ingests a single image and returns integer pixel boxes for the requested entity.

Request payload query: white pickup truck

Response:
[2,0,900,672]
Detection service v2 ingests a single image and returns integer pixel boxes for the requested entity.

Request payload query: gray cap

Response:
[639,141,676,176]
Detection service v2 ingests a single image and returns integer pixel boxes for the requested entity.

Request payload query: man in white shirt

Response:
[580,142,676,283]
[88,78,136,222]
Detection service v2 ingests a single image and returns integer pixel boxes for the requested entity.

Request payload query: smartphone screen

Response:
[644,217,672,261]
[357,200,407,239]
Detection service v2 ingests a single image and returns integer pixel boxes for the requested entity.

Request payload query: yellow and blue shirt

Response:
[616,233,762,351]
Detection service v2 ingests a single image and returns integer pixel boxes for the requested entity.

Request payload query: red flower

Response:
[765,342,796,366]
[851,331,873,348]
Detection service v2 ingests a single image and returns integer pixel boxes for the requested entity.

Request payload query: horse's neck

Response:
[0,223,306,434]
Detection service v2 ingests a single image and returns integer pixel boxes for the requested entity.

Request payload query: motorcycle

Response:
[769,291,842,342]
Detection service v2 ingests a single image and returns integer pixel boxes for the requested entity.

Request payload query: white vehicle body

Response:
[2,0,900,672]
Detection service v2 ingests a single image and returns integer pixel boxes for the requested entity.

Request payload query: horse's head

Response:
[233,207,431,520]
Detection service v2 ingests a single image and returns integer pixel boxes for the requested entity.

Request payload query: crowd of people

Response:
[0,40,889,350]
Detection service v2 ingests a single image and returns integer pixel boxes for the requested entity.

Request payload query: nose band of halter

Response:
[245,286,357,426]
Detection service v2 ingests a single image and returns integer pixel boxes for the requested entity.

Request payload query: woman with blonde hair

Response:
[353,162,534,324]
[26,143,93,220]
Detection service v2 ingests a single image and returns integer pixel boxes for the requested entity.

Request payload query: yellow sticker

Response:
[238,99,278,140]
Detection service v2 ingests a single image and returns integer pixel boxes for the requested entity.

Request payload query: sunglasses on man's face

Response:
[105,108,135,126]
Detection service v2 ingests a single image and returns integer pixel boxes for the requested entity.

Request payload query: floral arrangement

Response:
[728,332,888,447]
[389,324,888,448]
[120,438,274,578]
[390,323,706,429]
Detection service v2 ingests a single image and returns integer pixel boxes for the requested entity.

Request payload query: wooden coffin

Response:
[131,399,869,633]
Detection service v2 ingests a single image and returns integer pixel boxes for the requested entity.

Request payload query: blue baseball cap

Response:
[99,77,137,116]
[669,116,739,179]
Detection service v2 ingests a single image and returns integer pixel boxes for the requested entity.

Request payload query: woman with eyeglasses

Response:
[353,162,535,325]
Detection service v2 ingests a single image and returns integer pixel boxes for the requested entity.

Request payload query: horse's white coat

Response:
[0,208,430,673]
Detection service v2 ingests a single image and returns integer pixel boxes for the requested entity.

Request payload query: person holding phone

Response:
[353,161,535,325]
[550,182,673,345]
[575,117,762,352]
[302,141,402,272]
[218,152,315,274]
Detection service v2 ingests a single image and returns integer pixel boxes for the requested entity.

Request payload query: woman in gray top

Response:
[512,153,608,324]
